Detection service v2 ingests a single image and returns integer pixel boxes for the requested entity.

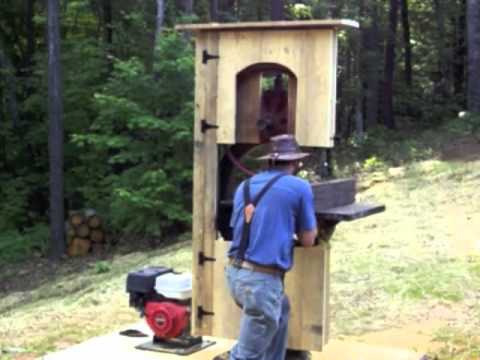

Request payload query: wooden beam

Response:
[191,31,220,336]
[176,19,359,32]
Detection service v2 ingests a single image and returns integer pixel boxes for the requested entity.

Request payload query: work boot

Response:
[212,351,230,360]
[286,349,312,360]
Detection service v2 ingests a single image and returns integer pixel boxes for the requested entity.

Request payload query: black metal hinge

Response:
[201,119,219,133]
[197,306,215,320]
[198,251,216,265]
[202,50,220,64]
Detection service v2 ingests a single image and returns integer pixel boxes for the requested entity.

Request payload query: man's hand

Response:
[298,228,318,247]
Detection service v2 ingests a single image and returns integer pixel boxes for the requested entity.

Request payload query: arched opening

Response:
[235,63,298,144]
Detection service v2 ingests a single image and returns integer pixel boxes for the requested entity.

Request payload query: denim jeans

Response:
[225,264,290,360]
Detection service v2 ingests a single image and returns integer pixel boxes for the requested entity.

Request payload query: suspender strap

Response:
[236,173,286,261]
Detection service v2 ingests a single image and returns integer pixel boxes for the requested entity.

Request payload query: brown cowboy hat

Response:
[256,134,310,161]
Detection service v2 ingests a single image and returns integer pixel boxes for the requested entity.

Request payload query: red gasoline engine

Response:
[144,301,189,339]
[126,267,213,354]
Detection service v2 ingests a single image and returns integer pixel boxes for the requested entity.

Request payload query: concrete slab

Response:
[41,323,425,360]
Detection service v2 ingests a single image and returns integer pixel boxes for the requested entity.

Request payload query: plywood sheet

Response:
[217,29,337,147]
[212,240,330,351]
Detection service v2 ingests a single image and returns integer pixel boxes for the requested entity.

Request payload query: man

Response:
[216,134,318,360]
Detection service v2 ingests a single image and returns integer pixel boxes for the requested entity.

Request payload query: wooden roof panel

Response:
[176,19,359,32]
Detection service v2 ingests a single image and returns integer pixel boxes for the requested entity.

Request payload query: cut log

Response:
[67,238,91,257]
[75,224,90,238]
[87,215,102,229]
[67,227,76,238]
[70,213,85,226]
[90,229,105,243]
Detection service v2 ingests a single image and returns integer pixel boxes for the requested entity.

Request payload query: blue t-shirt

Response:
[228,170,317,271]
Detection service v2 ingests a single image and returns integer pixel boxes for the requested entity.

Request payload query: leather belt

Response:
[229,258,284,277]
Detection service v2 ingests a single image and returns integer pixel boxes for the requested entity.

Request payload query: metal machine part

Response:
[126,267,215,354]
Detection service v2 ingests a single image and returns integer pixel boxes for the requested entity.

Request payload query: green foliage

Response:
[72,32,194,237]
[0,224,49,263]
[94,261,111,274]
[287,4,313,20]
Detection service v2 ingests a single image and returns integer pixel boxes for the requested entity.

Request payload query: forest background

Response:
[1,0,480,263]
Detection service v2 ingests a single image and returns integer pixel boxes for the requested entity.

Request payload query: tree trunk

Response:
[103,0,112,46]
[328,0,341,18]
[47,0,65,260]
[467,0,480,112]
[24,0,36,72]
[154,0,165,50]
[454,0,467,96]
[209,0,219,21]
[355,0,365,135]
[271,0,284,20]
[433,0,450,98]
[400,0,412,86]
[0,46,19,128]
[363,5,381,129]
[178,0,193,14]
[383,0,399,129]
[103,0,113,72]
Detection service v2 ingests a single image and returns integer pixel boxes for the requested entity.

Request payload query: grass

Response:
[329,157,480,340]
[430,326,480,360]
[1,121,480,359]
[0,242,192,359]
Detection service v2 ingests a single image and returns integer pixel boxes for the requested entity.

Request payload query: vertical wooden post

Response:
[191,31,219,336]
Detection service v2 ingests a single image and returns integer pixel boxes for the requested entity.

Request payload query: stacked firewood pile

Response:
[66,210,106,257]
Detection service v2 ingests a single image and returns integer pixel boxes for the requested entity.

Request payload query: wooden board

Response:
[316,202,386,221]
[191,31,220,336]
[216,29,338,147]
[212,240,330,351]
[176,19,359,32]
[312,178,356,211]
[236,71,261,143]
[42,322,425,360]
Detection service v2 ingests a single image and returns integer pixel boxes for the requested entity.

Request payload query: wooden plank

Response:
[43,324,425,360]
[212,240,242,338]
[287,73,297,134]
[191,31,220,336]
[316,202,386,221]
[295,29,336,147]
[201,31,220,336]
[329,30,338,142]
[191,32,207,336]
[212,240,329,352]
[285,243,329,351]
[236,71,261,143]
[311,178,356,211]
[176,19,359,32]
[216,29,337,147]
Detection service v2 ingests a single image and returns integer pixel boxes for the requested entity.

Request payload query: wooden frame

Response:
[179,20,360,352]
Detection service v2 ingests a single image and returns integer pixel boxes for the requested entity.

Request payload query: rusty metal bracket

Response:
[202,50,220,64]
